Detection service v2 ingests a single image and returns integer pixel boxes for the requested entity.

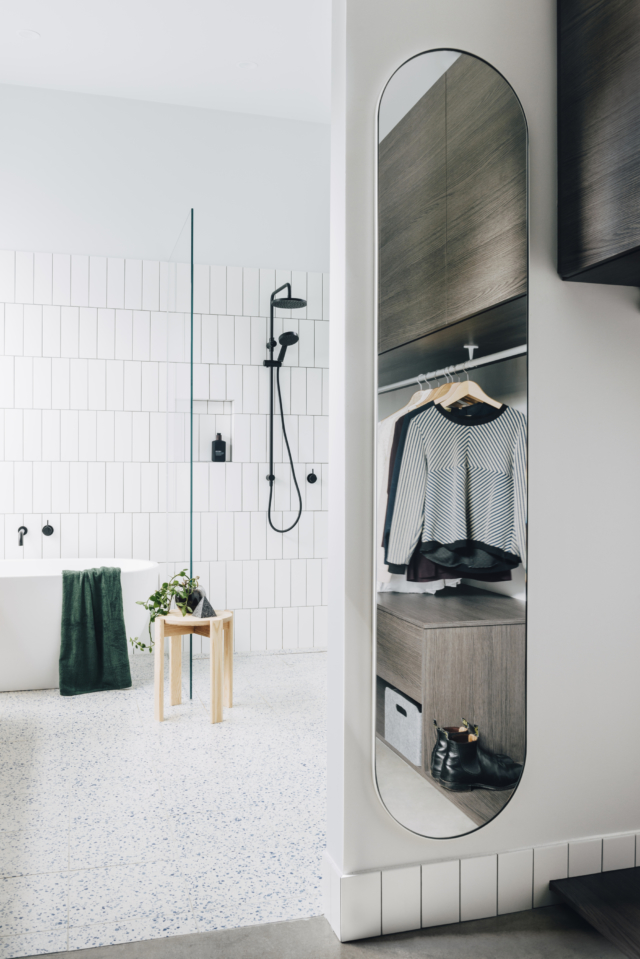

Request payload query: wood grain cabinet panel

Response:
[378,76,447,353]
[558,0,640,284]
[445,56,527,325]
[376,607,423,705]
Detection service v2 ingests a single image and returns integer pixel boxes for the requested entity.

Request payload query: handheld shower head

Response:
[277,330,299,364]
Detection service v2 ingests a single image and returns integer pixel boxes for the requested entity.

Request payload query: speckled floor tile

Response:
[68,861,191,927]
[67,912,198,951]
[0,650,327,951]
[0,872,68,937]
[0,927,68,958]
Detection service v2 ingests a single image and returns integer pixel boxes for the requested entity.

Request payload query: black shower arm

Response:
[268,284,292,353]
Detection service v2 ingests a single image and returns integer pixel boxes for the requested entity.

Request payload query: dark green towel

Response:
[59,567,132,696]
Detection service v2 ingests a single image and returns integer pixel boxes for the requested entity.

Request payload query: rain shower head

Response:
[272,296,307,310]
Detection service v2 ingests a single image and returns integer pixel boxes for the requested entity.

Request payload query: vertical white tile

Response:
[258,269,275,316]
[226,560,243,608]
[79,514,97,558]
[248,607,265,650]
[115,513,132,558]
[51,358,70,409]
[209,266,226,314]
[314,511,328,558]
[298,415,314,463]
[225,462,242,511]
[33,461,52,513]
[498,849,533,915]
[52,254,71,306]
[124,361,142,410]
[0,250,15,302]
[242,463,259,512]
[142,261,160,311]
[140,463,158,512]
[243,268,259,316]
[266,607,282,649]
[603,835,635,872]
[340,873,381,943]
[175,262,191,313]
[533,844,568,907]
[218,317,235,365]
[193,363,209,402]
[14,462,33,512]
[306,273,323,320]
[124,260,143,309]
[193,263,209,313]
[0,357,14,410]
[88,359,106,410]
[107,259,125,308]
[41,410,60,463]
[23,306,42,356]
[322,273,330,320]
[227,266,243,315]
[96,411,115,461]
[96,513,115,557]
[218,512,234,561]
[60,513,79,558]
[42,305,61,357]
[460,855,497,922]
[306,368,323,415]
[60,306,80,357]
[106,360,124,410]
[315,321,329,368]
[132,512,150,560]
[290,368,306,415]
[298,605,314,648]
[274,559,291,607]
[23,409,41,461]
[227,366,243,410]
[233,414,251,463]
[69,462,88,513]
[282,606,297,647]
[115,310,133,360]
[298,512,314,559]
[5,409,23,461]
[315,416,329,463]
[141,362,159,413]
[87,462,106,513]
[0,465,14,513]
[105,462,124,512]
[132,311,150,361]
[381,866,421,936]
[79,307,97,358]
[258,559,275,607]
[5,304,24,355]
[201,315,218,364]
[89,257,107,308]
[234,512,251,560]
[322,369,329,416]
[306,558,322,607]
[33,253,52,305]
[250,511,266,560]
[250,316,267,366]
[569,840,602,878]
[132,412,150,462]
[232,607,250,651]
[15,252,34,303]
[51,462,70,512]
[234,316,251,366]
[97,309,115,359]
[71,255,89,307]
[200,513,218,561]
[60,409,79,460]
[313,606,327,646]
[291,271,307,317]
[298,319,315,367]
[242,560,259,609]
[14,357,33,410]
[210,365,226,401]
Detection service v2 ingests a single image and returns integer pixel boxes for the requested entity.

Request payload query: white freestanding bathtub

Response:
[0,559,159,692]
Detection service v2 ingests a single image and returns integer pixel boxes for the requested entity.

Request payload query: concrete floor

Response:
[36,905,623,959]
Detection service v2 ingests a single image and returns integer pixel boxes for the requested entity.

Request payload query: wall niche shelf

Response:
[558,0,640,285]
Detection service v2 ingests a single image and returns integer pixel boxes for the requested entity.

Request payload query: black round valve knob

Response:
[307,469,318,484]
[42,522,54,536]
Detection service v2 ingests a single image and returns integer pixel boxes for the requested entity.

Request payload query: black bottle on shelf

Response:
[212,433,226,463]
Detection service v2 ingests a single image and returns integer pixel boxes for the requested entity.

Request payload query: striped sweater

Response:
[385,403,526,572]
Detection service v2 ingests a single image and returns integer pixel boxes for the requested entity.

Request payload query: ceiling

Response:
[0,0,331,123]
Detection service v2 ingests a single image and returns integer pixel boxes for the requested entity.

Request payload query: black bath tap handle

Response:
[42,521,54,536]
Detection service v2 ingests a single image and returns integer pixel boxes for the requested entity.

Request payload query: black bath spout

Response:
[18,525,27,546]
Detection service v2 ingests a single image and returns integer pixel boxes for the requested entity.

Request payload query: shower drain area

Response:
[0,650,326,956]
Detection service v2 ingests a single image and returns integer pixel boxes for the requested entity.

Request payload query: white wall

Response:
[0,84,330,271]
[0,250,329,652]
[328,0,640,884]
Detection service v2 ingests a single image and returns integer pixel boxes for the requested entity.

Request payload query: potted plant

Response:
[129,569,201,653]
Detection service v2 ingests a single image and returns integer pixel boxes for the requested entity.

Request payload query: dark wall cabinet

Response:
[378,55,526,356]
[558,0,640,284]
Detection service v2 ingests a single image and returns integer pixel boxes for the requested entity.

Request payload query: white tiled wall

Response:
[324,832,640,942]
[0,251,329,652]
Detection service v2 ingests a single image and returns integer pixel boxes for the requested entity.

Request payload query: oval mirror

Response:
[375,50,527,837]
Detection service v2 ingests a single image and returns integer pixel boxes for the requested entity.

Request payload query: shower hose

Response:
[267,366,303,533]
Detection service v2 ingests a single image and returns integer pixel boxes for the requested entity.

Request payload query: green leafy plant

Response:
[129,569,200,653]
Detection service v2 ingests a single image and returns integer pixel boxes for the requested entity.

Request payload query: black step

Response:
[551,866,640,959]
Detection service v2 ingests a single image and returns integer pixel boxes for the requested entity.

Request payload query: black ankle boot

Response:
[439,737,522,791]
[431,721,467,781]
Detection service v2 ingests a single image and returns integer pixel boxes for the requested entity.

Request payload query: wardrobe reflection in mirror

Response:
[375,50,527,837]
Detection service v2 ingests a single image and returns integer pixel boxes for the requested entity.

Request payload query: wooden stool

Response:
[154,610,233,723]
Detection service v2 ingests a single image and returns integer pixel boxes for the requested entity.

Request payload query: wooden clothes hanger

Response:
[435,366,501,409]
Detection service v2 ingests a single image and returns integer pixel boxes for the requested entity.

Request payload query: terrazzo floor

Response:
[0,650,327,957]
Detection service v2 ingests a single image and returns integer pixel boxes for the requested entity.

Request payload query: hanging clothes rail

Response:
[377,344,527,395]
